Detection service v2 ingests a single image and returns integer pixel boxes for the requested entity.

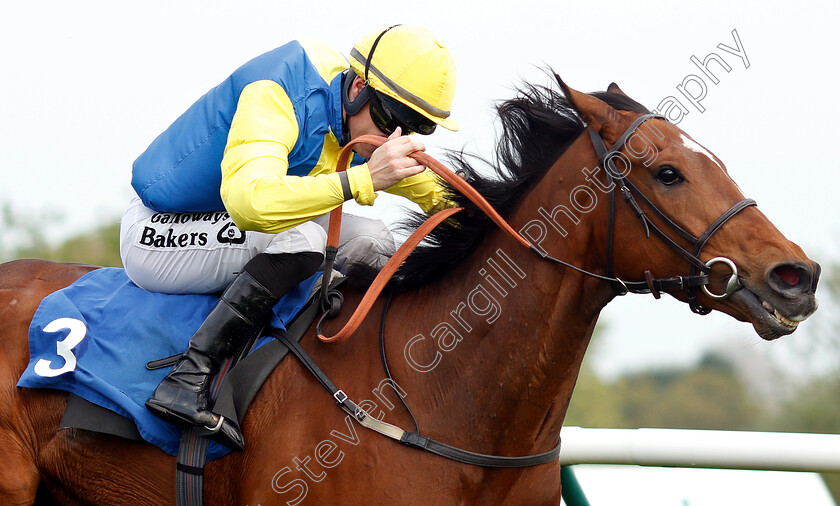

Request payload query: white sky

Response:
[2,0,838,377]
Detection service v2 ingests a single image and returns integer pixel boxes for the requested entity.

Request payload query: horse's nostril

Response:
[768,262,813,294]
[774,265,801,287]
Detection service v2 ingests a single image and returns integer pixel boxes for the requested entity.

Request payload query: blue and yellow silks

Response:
[132,39,449,234]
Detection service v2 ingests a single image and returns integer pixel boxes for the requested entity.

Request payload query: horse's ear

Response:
[607,82,627,96]
[554,73,621,134]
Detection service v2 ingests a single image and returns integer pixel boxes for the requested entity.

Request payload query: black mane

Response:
[350,78,650,291]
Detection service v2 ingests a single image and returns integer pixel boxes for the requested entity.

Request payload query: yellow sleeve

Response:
[220,80,376,233]
[384,168,455,214]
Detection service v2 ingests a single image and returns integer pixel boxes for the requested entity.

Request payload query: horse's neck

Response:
[387,136,614,455]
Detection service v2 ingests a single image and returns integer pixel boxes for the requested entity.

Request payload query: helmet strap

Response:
[342,70,371,117]
[364,24,401,82]
[340,71,371,146]
[341,25,403,145]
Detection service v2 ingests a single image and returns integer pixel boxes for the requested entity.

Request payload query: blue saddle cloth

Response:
[17,267,319,460]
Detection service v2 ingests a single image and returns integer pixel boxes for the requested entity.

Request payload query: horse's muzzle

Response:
[729,260,820,340]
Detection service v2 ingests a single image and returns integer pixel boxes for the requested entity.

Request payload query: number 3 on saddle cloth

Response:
[17,267,320,460]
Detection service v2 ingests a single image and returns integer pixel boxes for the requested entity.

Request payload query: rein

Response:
[318,116,756,342]
[302,116,756,468]
[316,134,528,344]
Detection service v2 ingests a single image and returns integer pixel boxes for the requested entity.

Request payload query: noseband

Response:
[587,113,756,314]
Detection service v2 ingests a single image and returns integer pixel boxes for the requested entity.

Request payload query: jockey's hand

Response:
[367,127,426,191]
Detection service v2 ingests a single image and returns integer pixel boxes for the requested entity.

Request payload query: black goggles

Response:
[369,91,437,136]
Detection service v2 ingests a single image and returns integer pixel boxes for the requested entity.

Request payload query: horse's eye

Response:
[656,166,683,186]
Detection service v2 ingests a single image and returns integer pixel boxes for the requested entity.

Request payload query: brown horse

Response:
[0,76,819,505]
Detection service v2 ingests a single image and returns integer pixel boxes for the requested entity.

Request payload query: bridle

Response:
[584,113,756,313]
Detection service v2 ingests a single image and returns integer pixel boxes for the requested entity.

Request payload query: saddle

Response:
[17,267,338,460]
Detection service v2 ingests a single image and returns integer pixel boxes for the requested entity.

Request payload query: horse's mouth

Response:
[728,284,816,341]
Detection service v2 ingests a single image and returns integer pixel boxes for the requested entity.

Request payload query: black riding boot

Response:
[146,251,323,450]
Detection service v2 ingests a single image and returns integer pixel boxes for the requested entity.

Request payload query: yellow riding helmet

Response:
[350,25,459,131]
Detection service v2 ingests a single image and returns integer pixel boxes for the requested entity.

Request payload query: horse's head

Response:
[557,76,819,340]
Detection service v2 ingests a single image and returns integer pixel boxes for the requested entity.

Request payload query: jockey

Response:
[120,25,458,450]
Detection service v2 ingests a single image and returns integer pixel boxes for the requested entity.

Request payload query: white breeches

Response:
[119,196,395,294]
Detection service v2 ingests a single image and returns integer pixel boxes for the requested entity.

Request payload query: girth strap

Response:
[270,331,562,468]
[173,275,345,506]
[399,432,562,468]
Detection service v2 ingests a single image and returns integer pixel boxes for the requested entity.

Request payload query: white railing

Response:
[559,427,840,473]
